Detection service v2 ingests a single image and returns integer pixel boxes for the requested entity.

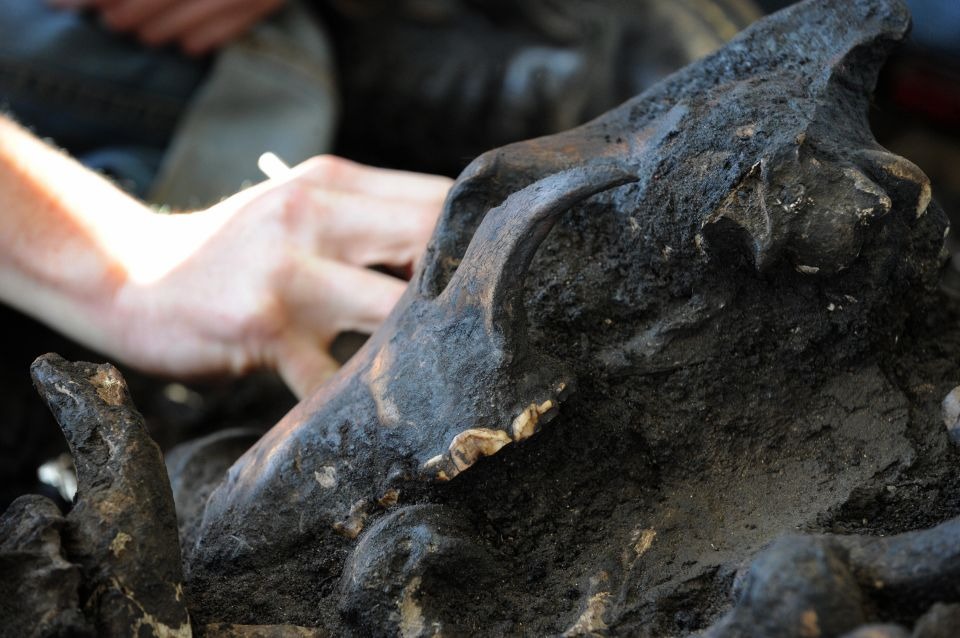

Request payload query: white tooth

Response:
[448,428,513,473]
[511,399,556,441]
[860,150,931,218]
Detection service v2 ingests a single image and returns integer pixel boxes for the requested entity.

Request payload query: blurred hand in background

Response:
[50,0,285,55]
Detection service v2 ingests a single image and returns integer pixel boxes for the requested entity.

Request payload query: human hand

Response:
[110,156,451,397]
[50,0,284,55]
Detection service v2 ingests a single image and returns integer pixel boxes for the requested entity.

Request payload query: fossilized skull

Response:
[181,0,948,630]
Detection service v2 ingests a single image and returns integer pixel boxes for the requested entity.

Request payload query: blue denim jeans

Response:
[0,3,208,196]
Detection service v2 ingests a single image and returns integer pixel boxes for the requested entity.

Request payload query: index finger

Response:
[292,155,454,204]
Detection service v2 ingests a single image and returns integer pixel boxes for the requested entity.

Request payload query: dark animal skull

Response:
[191,0,939,573]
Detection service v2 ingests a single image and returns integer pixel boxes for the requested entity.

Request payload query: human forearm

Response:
[0,115,160,356]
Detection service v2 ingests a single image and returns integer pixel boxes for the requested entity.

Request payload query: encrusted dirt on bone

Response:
[423,321,960,635]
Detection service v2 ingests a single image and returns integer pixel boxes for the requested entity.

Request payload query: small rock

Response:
[912,602,960,638]
[942,387,960,446]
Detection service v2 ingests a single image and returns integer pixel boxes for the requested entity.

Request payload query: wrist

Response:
[103,207,246,375]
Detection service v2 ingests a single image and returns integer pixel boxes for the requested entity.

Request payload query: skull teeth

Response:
[449,428,513,474]
[423,398,560,480]
[512,400,556,441]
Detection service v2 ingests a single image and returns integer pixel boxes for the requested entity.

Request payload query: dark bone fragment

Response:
[702,517,960,637]
[29,354,191,637]
[165,428,264,546]
[910,603,960,638]
[0,494,88,637]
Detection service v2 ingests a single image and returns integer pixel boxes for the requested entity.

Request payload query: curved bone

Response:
[435,109,684,341]
[30,354,190,637]
[419,104,685,299]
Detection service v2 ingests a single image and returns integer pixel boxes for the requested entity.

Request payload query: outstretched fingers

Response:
[269,156,451,273]
[302,188,440,271]
[281,255,409,336]
[295,155,454,205]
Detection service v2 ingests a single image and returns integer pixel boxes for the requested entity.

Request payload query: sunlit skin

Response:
[0,116,452,397]
[50,0,285,55]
